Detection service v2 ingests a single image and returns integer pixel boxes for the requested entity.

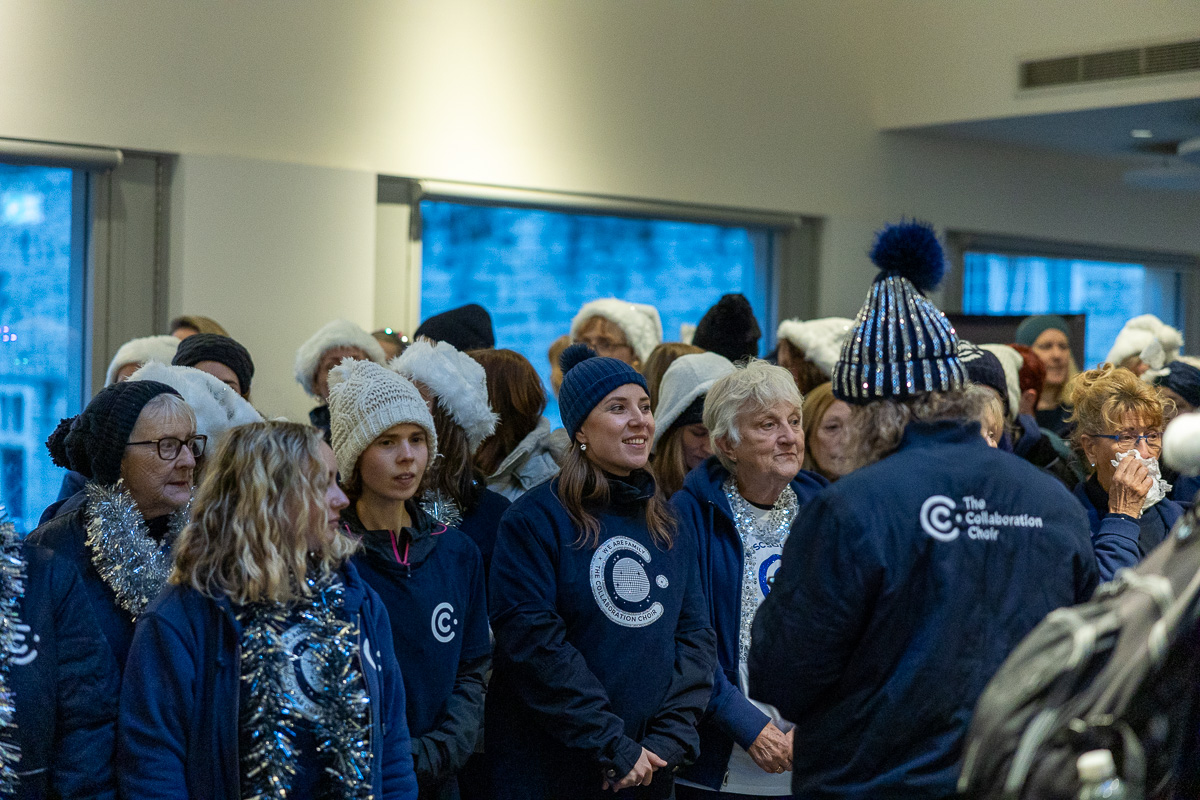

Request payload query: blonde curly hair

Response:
[171,421,358,604]
[1067,364,1164,458]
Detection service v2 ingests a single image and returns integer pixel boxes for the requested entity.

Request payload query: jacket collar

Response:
[493,416,554,477]
[898,419,985,450]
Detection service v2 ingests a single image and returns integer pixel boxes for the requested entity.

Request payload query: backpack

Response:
[957,503,1200,800]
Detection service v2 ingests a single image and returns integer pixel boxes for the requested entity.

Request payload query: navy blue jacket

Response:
[749,421,1098,800]
[1073,476,1188,583]
[669,457,828,789]
[487,474,716,799]
[455,487,510,579]
[37,471,86,527]
[117,561,418,800]
[13,545,120,800]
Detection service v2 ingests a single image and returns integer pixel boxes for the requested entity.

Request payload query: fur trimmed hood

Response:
[570,298,663,364]
[293,319,387,399]
[130,361,263,444]
[391,339,498,453]
[776,317,853,378]
[105,335,180,387]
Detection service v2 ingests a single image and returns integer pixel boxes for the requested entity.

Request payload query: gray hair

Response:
[845,389,982,470]
[135,392,197,435]
[703,359,803,472]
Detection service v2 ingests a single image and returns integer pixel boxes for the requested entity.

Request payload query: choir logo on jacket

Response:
[9,621,38,665]
[431,602,458,643]
[590,536,668,628]
[919,494,1045,543]
[279,623,330,721]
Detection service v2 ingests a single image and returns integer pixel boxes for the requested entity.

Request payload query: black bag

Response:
[957,505,1200,800]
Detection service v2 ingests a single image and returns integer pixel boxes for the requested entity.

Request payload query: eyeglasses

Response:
[1092,431,1162,450]
[126,435,207,460]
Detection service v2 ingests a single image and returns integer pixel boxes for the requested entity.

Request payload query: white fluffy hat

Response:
[105,335,180,386]
[652,352,735,450]
[391,338,498,454]
[571,298,663,364]
[1164,412,1200,477]
[979,343,1023,422]
[1105,314,1183,371]
[775,317,854,379]
[328,358,438,481]
[129,361,263,445]
[293,319,387,399]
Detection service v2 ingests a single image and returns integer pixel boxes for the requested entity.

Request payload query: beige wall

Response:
[2,0,1198,417]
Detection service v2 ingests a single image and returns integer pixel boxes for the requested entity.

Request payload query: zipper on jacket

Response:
[388,529,412,577]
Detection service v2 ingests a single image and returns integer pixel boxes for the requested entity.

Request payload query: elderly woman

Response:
[29,380,200,668]
[1068,364,1187,581]
[651,352,735,497]
[118,422,417,799]
[570,297,663,371]
[801,382,854,481]
[487,344,715,799]
[671,359,828,798]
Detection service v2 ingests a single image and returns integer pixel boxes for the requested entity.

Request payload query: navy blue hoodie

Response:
[13,545,120,800]
[669,457,828,789]
[487,472,716,799]
[117,561,418,800]
[749,420,1098,800]
[1074,475,1188,582]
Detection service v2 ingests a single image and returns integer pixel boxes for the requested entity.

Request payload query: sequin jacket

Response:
[117,561,418,800]
[669,457,828,790]
[749,420,1099,800]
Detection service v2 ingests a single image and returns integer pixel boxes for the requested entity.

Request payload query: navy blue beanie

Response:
[1156,359,1200,409]
[558,343,648,440]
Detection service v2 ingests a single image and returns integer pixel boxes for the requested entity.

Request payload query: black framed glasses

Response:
[126,435,207,460]
[1092,431,1162,450]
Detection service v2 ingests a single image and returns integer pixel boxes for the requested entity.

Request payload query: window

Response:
[417,199,782,425]
[0,163,84,531]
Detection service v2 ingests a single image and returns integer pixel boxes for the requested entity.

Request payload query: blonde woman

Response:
[118,422,418,800]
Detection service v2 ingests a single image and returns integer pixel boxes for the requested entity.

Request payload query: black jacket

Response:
[13,544,120,800]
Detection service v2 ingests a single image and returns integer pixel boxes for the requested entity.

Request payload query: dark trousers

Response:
[675,785,791,800]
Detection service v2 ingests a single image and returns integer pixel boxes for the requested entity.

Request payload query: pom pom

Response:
[326,358,360,395]
[560,342,597,373]
[1164,413,1200,477]
[46,416,77,470]
[869,220,946,292]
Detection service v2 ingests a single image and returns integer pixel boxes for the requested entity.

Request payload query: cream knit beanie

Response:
[327,358,437,481]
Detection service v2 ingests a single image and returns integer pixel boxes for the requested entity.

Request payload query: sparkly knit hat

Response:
[328,358,437,481]
[558,344,648,440]
[47,380,182,485]
[832,221,966,404]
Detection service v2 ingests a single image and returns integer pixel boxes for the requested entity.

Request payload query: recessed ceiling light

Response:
[1131,129,1154,139]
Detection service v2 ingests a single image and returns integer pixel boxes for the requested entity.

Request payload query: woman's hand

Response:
[1108,455,1154,518]
[605,748,667,791]
[747,721,792,775]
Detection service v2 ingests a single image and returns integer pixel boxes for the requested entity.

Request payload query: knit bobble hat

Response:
[558,343,649,440]
[390,338,498,454]
[327,358,437,482]
[414,303,495,351]
[692,294,761,363]
[570,298,663,364]
[104,335,180,386]
[172,333,256,396]
[294,319,387,399]
[47,380,181,485]
[1152,357,1200,410]
[832,220,966,404]
[776,317,855,378]
[652,352,735,450]
[1105,314,1183,371]
[958,342,1010,418]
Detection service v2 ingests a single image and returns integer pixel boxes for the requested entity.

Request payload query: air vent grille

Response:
[1021,39,1200,89]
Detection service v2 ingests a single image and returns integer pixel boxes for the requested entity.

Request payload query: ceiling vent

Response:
[1021,39,1200,89]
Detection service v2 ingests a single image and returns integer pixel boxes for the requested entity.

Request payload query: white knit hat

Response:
[130,361,263,444]
[979,343,1023,422]
[1105,314,1183,371]
[327,358,437,481]
[776,317,853,378]
[293,319,387,399]
[105,335,180,386]
[391,339,498,454]
[652,352,735,450]
[571,298,663,364]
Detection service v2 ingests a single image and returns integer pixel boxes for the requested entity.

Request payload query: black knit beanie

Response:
[414,303,495,351]
[692,294,761,363]
[172,333,255,396]
[47,380,181,485]
[958,342,1010,416]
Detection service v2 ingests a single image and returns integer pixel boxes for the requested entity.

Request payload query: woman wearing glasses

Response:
[29,380,203,668]
[1068,364,1187,581]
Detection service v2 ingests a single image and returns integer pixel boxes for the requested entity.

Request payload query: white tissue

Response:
[1110,449,1173,511]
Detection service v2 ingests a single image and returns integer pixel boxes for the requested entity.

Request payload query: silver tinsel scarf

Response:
[237,573,372,800]
[419,489,462,528]
[84,482,188,619]
[0,512,24,798]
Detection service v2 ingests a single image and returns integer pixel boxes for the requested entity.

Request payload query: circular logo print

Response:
[431,602,457,643]
[920,495,960,542]
[758,553,782,596]
[278,623,327,721]
[590,536,665,628]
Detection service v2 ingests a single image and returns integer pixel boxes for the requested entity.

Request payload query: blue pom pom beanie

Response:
[832,220,966,404]
[558,344,649,440]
